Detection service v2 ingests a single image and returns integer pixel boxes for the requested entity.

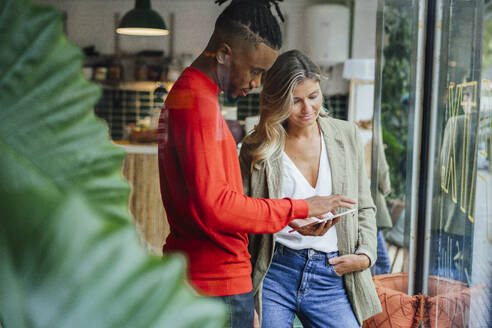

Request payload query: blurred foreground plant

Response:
[0,0,226,327]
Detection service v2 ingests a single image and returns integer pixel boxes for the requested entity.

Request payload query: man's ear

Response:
[216,43,232,65]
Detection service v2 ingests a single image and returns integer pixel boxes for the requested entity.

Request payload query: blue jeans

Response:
[262,244,360,328]
[374,228,391,275]
[218,291,254,328]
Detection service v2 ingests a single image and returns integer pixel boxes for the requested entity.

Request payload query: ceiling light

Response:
[116,0,168,36]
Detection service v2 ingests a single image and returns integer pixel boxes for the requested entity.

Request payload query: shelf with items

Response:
[83,53,172,84]
[94,81,167,142]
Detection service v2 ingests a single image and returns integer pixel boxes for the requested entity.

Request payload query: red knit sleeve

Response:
[169,94,308,234]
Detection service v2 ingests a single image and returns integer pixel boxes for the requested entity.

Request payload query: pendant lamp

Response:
[116,0,168,36]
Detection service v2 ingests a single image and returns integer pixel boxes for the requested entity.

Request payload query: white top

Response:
[276,133,338,253]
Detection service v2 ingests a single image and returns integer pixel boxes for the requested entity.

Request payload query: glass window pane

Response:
[425,0,492,327]
[371,0,421,293]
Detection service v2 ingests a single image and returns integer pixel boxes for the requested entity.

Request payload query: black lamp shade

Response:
[117,0,168,36]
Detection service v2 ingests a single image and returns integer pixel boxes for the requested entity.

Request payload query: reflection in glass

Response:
[425,0,491,326]
[373,0,419,281]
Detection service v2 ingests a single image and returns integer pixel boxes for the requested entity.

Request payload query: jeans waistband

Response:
[275,243,338,259]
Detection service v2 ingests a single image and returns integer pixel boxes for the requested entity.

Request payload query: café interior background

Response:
[34,0,378,250]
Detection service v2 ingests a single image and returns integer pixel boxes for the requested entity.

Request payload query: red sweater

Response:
[157,67,309,296]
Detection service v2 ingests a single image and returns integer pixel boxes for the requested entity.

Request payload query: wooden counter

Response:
[115,142,169,255]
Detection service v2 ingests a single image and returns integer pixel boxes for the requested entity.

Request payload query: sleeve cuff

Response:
[288,198,309,220]
[355,248,375,268]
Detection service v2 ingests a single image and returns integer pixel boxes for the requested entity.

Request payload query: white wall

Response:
[36,0,219,57]
[36,0,377,60]
[35,0,314,57]
[352,0,378,59]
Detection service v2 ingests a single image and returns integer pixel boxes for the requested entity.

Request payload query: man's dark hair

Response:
[215,0,283,50]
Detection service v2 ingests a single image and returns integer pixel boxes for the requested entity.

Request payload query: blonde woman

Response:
[239,50,381,328]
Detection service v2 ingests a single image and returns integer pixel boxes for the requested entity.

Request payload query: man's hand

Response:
[304,194,356,218]
[328,254,371,275]
[288,217,341,236]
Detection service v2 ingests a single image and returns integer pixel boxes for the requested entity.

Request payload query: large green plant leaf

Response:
[0,0,226,327]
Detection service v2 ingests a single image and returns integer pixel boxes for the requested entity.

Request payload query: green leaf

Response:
[0,0,226,327]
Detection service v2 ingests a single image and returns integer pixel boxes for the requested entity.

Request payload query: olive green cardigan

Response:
[374,133,393,228]
[239,117,382,325]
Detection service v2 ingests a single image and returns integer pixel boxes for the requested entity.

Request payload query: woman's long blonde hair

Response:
[243,50,326,169]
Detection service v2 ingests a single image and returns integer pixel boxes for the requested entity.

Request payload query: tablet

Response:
[288,207,358,233]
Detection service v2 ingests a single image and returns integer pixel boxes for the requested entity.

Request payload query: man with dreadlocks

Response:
[157,1,356,326]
